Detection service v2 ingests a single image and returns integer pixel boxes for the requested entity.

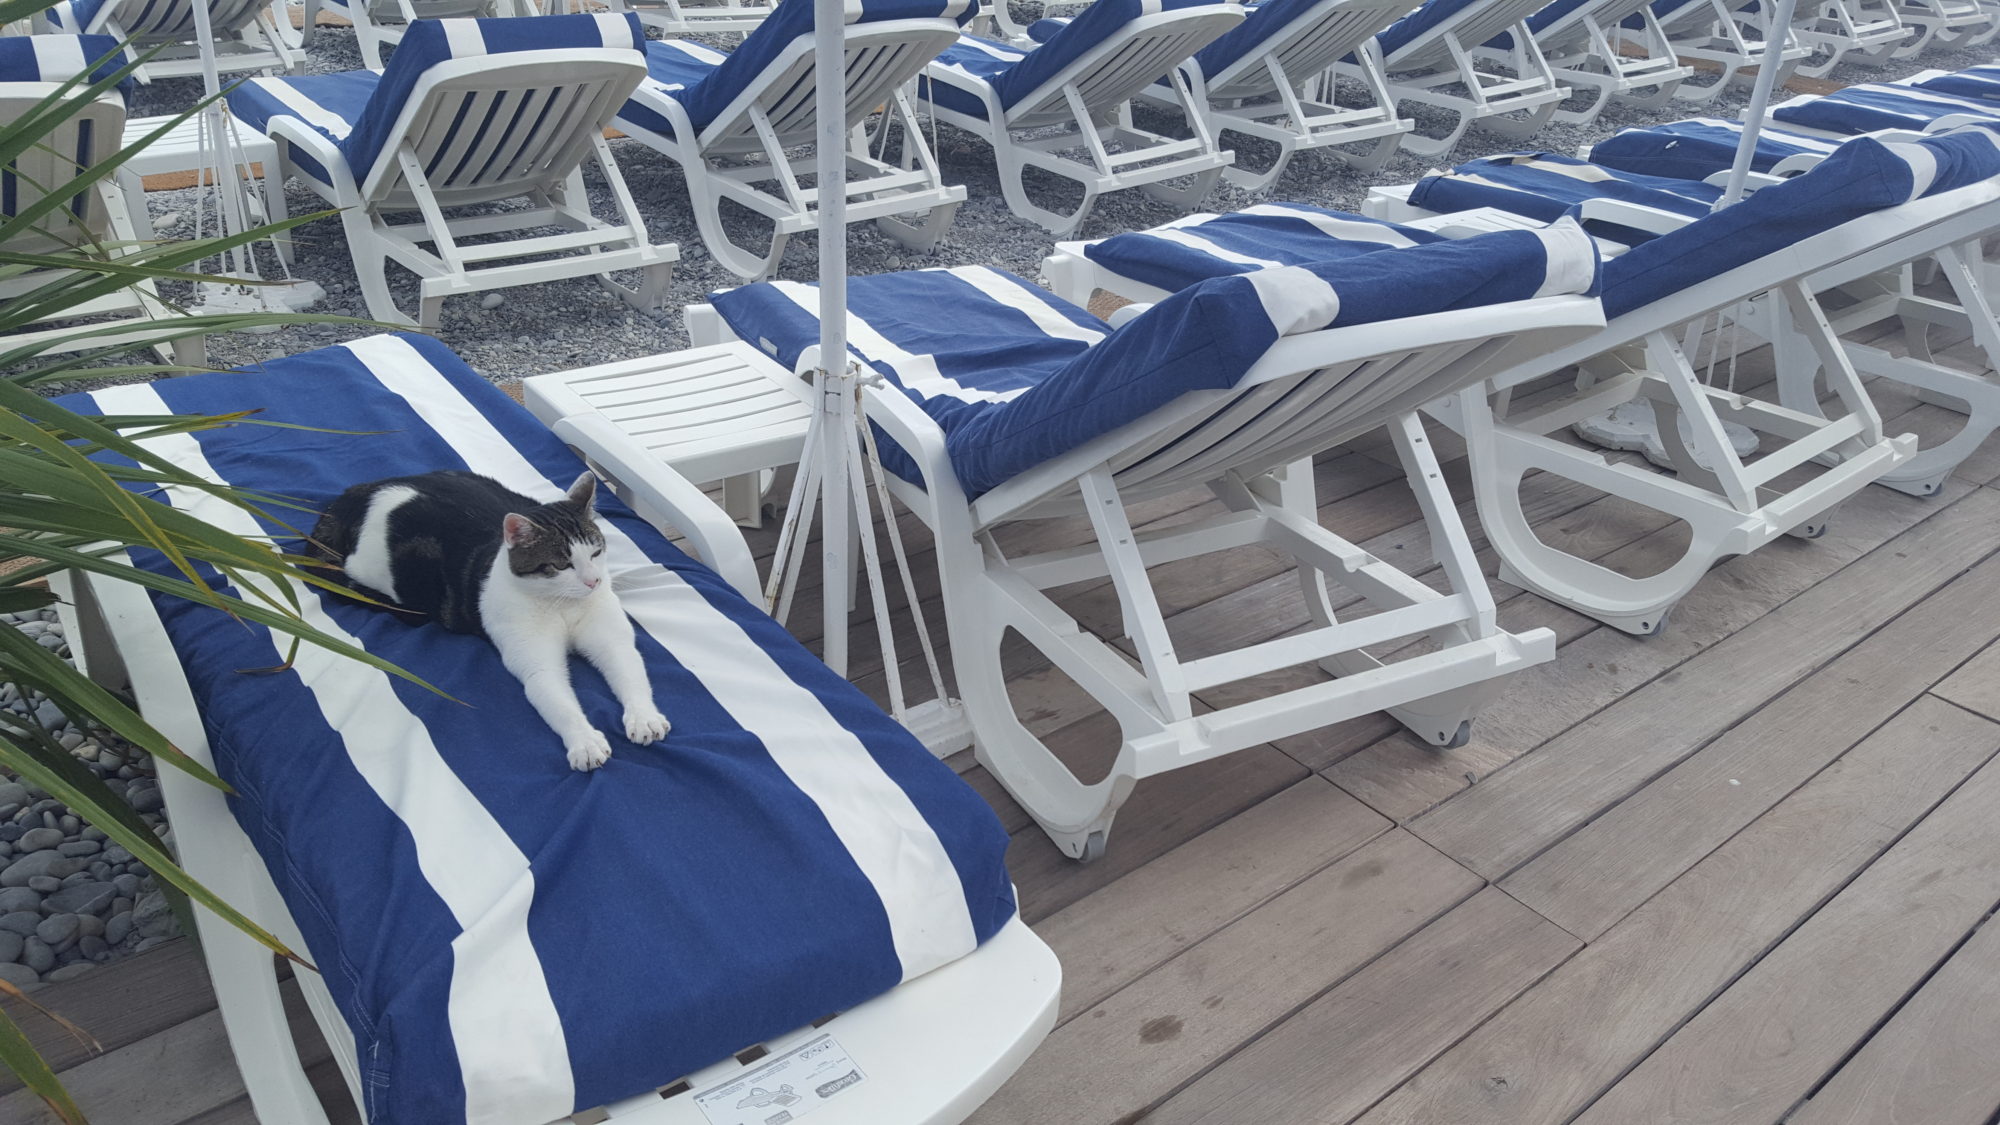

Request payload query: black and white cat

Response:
[310,470,669,771]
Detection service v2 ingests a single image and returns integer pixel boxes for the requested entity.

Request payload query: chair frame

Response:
[1788,0,1914,77]
[1136,0,1413,190]
[38,0,302,81]
[1891,0,2000,54]
[690,293,1603,858]
[298,0,511,70]
[614,19,968,281]
[50,384,1059,1125]
[0,82,204,367]
[600,0,779,37]
[917,4,1244,236]
[257,49,677,328]
[1632,0,1808,105]
[1486,0,1694,125]
[1338,0,1568,159]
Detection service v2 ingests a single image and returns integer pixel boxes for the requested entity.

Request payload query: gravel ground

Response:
[84,20,1997,385]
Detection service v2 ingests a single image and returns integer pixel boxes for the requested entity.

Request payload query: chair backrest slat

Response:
[0,86,125,257]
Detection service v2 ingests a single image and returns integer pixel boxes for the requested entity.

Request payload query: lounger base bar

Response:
[1360,30,1568,159]
[50,430,1057,1125]
[1159,65,1411,189]
[1530,8,1694,125]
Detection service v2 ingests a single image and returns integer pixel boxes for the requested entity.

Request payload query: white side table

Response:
[119,113,281,229]
[524,342,814,527]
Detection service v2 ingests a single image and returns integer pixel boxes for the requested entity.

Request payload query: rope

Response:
[857,374,955,709]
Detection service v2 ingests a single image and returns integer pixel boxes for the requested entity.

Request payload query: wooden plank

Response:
[1143,887,1579,1125]
[5,1011,243,1125]
[1334,474,1980,824]
[1409,484,2000,875]
[1355,695,2000,1125]
[1933,639,2000,722]
[1785,912,2000,1125]
[1505,554,2000,939]
[0,939,213,1093]
[1571,731,2000,1125]
[966,830,1482,1125]
[1035,778,1389,1024]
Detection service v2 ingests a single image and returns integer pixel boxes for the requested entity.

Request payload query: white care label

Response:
[693,1034,866,1125]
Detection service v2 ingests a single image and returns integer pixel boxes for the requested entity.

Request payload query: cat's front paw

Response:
[566,729,613,772]
[624,707,671,745]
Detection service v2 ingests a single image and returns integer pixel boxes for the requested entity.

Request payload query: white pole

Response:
[1719,0,1799,208]
[813,0,853,674]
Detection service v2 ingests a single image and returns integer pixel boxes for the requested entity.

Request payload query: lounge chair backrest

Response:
[0,37,132,256]
[1198,0,1407,99]
[1511,0,1656,50]
[681,0,973,148]
[1376,0,1550,70]
[50,0,273,42]
[996,0,1244,125]
[340,13,648,205]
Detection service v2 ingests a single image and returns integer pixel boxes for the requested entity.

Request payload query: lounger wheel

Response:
[1048,829,1108,863]
[1439,719,1472,750]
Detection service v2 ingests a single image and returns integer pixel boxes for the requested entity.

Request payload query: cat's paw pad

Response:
[566,730,613,772]
[624,708,671,745]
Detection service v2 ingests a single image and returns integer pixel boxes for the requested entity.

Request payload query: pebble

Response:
[105,846,134,866]
[132,891,176,940]
[46,962,94,983]
[79,935,108,961]
[482,292,505,309]
[58,814,78,834]
[113,873,140,897]
[0,912,42,936]
[2,851,80,886]
[104,912,132,946]
[0,962,37,987]
[133,936,172,953]
[46,882,115,917]
[58,840,101,857]
[0,783,22,809]
[27,876,61,894]
[0,804,17,822]
[0,931,21,963]
[22,937,53,974]
[77,914,103,938]
[128,786,165,815]
[16,827,63,853]
[81,827,105,842]
[36,914,79,950]
[0,887,39,914]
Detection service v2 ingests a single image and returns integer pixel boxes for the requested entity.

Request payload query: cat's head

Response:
[499,473,607,600]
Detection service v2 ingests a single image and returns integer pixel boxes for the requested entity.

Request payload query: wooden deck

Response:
[6,327,2000,1123]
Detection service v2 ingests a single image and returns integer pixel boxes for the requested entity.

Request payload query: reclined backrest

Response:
[673,0,974,142]
[0,35,133,250]
[338,12,647,197]
[50,0,272,41]
[1770,80,2000,134]
[990,0,1241,120]
[1601,126,2000,317]
[1374,0,1549,69]
[1408,151,1721,243]
[1588,116,1842,178]
[1487,0,1653,51]
[1194,0,1406,95]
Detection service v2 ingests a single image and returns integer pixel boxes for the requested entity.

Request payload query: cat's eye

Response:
[591,548,604,558]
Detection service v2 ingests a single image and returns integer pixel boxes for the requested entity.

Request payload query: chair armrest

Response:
[262,116,357,192]
[1577,197,1695,235]
[550,412,762,604]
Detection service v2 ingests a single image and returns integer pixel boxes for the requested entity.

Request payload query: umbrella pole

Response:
[1719,0,1799,208]
[813,0,853,675]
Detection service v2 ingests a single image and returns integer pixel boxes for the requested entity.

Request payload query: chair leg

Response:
[341,209,417,327]
[192,896,335,1125]
[684,169,790,280]
[991,140,1099,237]
[874,196,960,256]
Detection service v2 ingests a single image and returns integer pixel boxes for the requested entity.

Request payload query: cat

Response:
[309,469,669,771]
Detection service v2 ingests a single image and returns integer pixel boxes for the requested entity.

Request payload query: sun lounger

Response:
[1130,0,1413,189]
[50,331,1058,1125]
[41,0,301,83]
[299,0,498,70]
[1636,0,1807,103]
[601,0,777,36]
[1483,0,1693,124]
[680,230,1603,857]
[223,13,677,329]
[0,35,204,366]
[1338,0,1569,158]
[1790,0,1913,76]
[612,0,971,280]
[913,0,1244,235]
[1892,0,1998,52]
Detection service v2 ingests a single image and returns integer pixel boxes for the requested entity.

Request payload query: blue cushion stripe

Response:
[1771,81,2000,134]
[1408,151,1721,245]
[0,33,135,91]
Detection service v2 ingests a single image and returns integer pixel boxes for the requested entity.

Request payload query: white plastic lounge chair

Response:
[1338,0,1570,159]
[223,13,677,328]
[1485,0,1693,124]
[1635,0,1807,104]
[914,0,1244,236]
[1129,0,1413,189]
[40,0,301,82]
[1891,0,1998,52]
[599,0,778,36]
[1045,131,2000,632]
[684,232,1604,857]
[0,35,202,365]
[1790,0,1912,76]
[49,331,1059,1125]
[299,0,499,70]
[612,0,971,281]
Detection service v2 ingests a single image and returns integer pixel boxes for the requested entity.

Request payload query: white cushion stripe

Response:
[250,76,356,139]
[769,279,1026,404]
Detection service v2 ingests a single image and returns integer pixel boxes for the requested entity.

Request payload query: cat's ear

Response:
[567,472,597,511]
[502,512,542,548]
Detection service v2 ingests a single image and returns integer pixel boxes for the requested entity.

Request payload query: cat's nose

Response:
[583,576,600,590]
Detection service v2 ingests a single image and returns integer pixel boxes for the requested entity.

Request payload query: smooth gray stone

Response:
[46,962,93,983]
[76,914,103,938]
[0,961,37,987]
[0,912,42,936]
[132,936,171,953]
[0,851,80,886]
[45,882,114,917]
[128,786,165,814]
[35,914,79,949]
[59,870,90,888]
[80,826,105,842]
[133,891,176,939]
[78,935,108,961]
[58,840,100,858]
[21,936,52,973]
[0,783,27,809]
[0,930,21,963]
[104,911,132,946]
[110,896,132,918]
[112,873,140,897]
[32,698,64,726]
[103,845,134,866]
[26,876,61,895]
[0,804,18,823]
[57,815,78,835]
[0,887,40,914]
[16,826,61,852]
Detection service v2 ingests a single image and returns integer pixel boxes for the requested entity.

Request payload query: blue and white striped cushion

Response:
[1770,81,2000,135]
[0,33,133,90]
[1913,64,2000,102]
[1588,116,1843,179]
[921,0,1224,120]
[226,13,644,185]
[1407,152,1721,245]
[712,227,1601,495]
[59,333,1016,1125]
[618,0,973,140]
[1602,129,2000,318]
[1082,203,1447,292]
[1374,0,1480,60]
